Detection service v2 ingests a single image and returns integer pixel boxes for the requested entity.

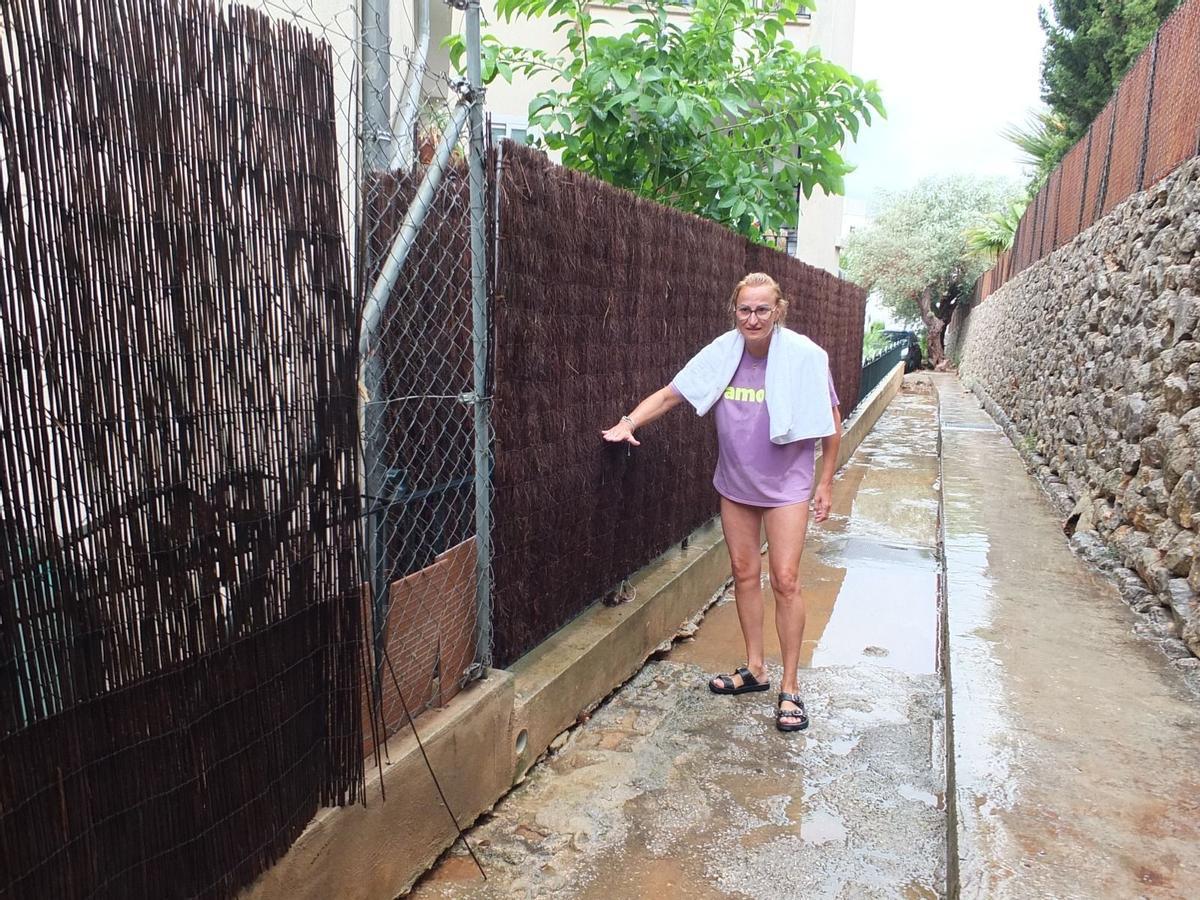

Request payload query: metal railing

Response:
[857,339,906,408]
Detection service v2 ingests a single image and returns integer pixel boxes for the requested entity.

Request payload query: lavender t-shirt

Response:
[674,348,839,508]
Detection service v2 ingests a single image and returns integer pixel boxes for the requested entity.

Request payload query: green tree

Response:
[964,197,1029,262]
[1040,0,1182,155]
[862,320,889,358]
[1001,109,1072,189]
[448,0,883,240]
[842,176,1022,367]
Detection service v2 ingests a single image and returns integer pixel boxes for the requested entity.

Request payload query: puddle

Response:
[826,734,860,756]
[800,807,847,844]
[897,783,939,807]
[808,558,939,675]
[669,546,937,676]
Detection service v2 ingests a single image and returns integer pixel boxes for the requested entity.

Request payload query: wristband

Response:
[621,415,635,429]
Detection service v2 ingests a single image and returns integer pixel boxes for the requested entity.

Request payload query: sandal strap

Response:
[715,674,735,689]
[735,666,756,685]
[776,694,807,718]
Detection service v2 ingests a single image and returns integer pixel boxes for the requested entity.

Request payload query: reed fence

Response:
[0,2,362,896]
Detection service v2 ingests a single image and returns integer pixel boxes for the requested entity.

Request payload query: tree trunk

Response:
[914,287,946,368]
[928,318,947,370]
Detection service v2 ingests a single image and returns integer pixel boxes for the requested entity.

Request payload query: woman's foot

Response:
[776,691,809,732]
[708,665,770,695]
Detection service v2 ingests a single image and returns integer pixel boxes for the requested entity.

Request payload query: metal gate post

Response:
[464,0,492,672]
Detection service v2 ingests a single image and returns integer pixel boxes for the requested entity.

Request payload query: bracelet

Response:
[621,415,636,429]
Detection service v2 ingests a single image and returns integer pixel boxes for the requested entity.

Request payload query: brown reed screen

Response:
[491,144,866,666]
[0,1,363,897]
[978,0,1200,301]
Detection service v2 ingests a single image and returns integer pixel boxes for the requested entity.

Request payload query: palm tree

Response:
[1001,109,1072,188]
[964,198,1028,261]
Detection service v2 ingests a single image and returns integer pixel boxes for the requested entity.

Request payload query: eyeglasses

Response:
[735,305,776,321]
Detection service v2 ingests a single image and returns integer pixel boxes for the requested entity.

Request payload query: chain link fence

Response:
[979,0,1200,303]
[245,0,492,759]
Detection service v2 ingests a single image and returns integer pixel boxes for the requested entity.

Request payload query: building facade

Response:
[462,0,859,274]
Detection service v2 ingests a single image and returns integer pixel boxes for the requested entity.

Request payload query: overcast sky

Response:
[843,0,1048,216]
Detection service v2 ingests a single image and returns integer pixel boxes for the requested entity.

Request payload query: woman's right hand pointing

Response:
[601,418,640,446]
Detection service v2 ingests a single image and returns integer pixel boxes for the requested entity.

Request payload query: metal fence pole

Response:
[359,103,471,691]
[361,0,392,172]
[465,0,493,672]
[359,0,392,702]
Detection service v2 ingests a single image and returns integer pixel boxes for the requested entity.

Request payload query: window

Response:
[490,115,531,147]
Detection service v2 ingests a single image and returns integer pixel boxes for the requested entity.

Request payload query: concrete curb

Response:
[242,360,907,900]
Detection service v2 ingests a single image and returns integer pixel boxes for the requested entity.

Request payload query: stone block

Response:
[1164,530,1196,576]
[1169,472,1199,528]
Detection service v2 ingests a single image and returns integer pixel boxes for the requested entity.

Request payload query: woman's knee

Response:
[769,568,801,600]
[729,553,761,584]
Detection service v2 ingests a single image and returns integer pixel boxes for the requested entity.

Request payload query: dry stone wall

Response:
[947,156,1200,665]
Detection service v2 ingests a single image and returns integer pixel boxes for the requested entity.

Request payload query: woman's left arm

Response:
[812,403,843,523]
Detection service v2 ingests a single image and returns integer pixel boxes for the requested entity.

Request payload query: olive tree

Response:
[841,175,1022,367]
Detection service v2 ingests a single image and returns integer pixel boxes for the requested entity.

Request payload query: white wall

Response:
[793,0,857,274]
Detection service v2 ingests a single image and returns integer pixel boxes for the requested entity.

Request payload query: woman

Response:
[601,273,842,733]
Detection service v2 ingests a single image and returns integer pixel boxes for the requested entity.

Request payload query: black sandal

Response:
[776,692,809,732]
[709,666,770,695]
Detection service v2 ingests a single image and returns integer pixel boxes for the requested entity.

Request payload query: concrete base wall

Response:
[241,361,903,900]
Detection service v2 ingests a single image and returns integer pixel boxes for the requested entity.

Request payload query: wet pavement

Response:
[412,382,947,899]
[409,374,1200,900]
[937,374,1200,899]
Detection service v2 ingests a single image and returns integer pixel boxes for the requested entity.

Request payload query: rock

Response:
[1140,435,1167,469]
[1159,638,1194,660]
[1164,374,1193,413]
[1184,620,1200,656]
[1164,578,1196,620]
[1116,395,1153,442]
[1135,548,1172,594]
[1164,433,1195,491]
[1165,531,1196,576]
[1168,290,1200,343]
[1069,494,1097,534]
[1168,472,1199,527]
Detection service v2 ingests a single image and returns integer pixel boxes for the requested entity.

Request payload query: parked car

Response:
[884,330,923,372]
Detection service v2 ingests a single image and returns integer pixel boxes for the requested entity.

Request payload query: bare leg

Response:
[764,501,810,726]
[711,497,768,688]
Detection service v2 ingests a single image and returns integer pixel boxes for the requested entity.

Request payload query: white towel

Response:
[672,326,836,444]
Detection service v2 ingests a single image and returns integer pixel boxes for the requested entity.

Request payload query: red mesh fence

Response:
[977,0,1200,301]
[1145,5,1200,187]
[1055,136,1087,248]
[491,144,866,667]
[1104,51,1153,216]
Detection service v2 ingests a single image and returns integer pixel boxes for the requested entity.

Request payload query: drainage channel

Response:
[935,385,962,899]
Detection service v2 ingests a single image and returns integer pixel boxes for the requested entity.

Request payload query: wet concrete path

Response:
[411,374,1200,899]
[413,381,947,899]
[936,374,1200,899]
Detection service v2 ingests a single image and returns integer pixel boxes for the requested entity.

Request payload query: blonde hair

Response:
[729,272,788,326]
